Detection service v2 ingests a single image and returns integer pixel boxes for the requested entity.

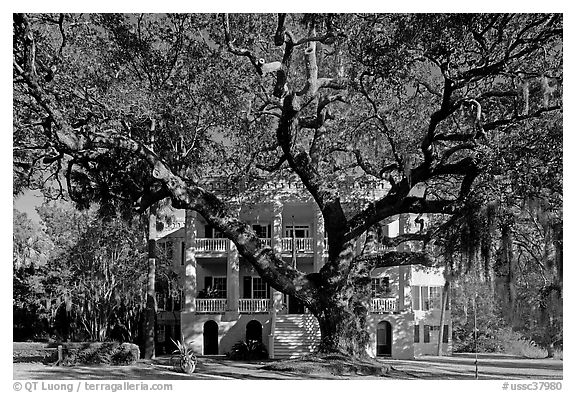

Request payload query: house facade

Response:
[155,181,452,359]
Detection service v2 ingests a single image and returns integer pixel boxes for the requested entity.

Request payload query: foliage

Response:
[13,13,562,357]
[61,342,140,365]
[12,201,153,343]
[170,338,197,373]
[227,339,269,361]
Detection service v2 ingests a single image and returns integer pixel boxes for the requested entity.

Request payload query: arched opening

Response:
[203,320,219,355]
[246,320,263,343]
[376,320,392,357]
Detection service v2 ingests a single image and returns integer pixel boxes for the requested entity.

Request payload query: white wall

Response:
[366,312,415,360]
[181,312,272,355]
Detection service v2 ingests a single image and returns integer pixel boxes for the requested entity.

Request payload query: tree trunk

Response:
[315,294,371,358]
[437,281,450,356]
[313,246,372,358]
[143,204,157,359]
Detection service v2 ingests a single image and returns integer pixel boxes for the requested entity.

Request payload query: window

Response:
[156,292,166,310]
[414,324,420,343]
[284,224,310,238]
[243,276,270,299]
[412,286,421,310]
[423,325,430,343]
[429,286,442,309]
[181,242,186,265]
[429,325,441,343]
[252,277,269,299]
[421,286,430,310]
[371,277,391,297]
[443,325,449,343]
[412,285,445,311]
[204,276,227,298]
[157,325,166,343]
[252,224,271,238]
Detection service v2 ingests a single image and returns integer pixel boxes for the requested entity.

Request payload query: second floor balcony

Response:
[195,298,271,314]
[195,237,317,254]
[191,237,390,256]
[193,297,398,314]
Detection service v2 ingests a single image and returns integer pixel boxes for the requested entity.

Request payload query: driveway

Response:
[13,353,562,380]
[384,353,562,380]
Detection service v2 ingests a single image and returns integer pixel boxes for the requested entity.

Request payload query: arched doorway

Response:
[376,321,392,357]
[246,320,263,343]
[203,320,219,355]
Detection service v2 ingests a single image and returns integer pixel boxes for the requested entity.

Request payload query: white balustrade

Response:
[370,298,398,313]
[239,298,270,313]
[262,238,272,247]
[281,237,314,252]
[195,299,227,313]
[196,238,228,252]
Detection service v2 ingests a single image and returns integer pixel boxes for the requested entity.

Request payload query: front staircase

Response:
[272,314,321,359]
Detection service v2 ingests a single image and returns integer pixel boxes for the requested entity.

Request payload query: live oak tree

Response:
[13,13,562,357]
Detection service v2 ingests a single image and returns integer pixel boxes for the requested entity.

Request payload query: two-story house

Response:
[155,181,451,359]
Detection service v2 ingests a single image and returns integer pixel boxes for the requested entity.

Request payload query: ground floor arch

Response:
[203,320,219,355]
[246,319,263,342]
[376,320,392,357]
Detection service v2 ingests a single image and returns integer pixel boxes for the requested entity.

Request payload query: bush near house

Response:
[13,342,140,365]
[227,340,268,361]
[452,326,559,359]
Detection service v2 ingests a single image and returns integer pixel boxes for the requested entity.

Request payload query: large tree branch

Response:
[483,105,561,131]
[354,251,435,270]
[15,14,319,304]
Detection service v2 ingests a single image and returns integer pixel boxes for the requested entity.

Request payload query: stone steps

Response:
[272,314,321,359]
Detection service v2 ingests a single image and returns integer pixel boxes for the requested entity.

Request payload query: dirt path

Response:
[13,353,562,380]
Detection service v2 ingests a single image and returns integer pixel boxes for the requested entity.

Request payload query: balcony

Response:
[196,238,228,252]
[281,237,314,252]
[370,297,398,313]
[195,299,227,313]
[194,298,271,313]
[239,298,270,313]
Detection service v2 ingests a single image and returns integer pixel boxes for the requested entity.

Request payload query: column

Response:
[398,214,408,311]
[184,210,197,313]
[272,197,283,254]
[271,197,284,312]
[226,206,240,317]
[313,205,325,272]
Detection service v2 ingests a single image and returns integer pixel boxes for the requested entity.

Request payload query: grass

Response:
[261,353,391,377]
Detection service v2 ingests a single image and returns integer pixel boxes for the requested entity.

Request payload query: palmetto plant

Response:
[170,338,197,374]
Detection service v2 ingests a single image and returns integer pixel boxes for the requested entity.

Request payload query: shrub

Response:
[61,342,140,366]
[453,327,551,358]
[227,340,268,361]
[13,342,58,364]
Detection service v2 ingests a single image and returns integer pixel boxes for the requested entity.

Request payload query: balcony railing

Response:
[195,299,227,313]
[194,297,398,313]
[370,297,398,313]
[239,298,270,313]
[196,238,228,252]
[281,237,314,252]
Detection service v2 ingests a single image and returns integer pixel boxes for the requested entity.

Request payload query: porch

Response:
[195,298,271,313]
[194,297,398,314]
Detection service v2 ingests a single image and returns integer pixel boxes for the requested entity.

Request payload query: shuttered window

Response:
[243,276,252,298]
[412,286,421,310]
[181,242,185,265]
[421,286,430,310]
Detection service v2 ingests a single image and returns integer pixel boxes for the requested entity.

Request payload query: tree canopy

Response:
[13,13,562,356]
